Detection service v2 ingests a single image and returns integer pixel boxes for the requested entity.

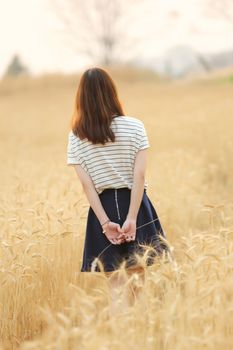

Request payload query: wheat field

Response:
[0,68,233,349]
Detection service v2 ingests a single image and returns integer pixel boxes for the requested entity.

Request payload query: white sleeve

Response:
[136,121,150,151]
[67,131,82,166]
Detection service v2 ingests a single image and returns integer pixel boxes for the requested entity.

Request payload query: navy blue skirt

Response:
[81,187,169,272]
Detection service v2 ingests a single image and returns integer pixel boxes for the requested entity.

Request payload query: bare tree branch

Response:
[49,0,152,66]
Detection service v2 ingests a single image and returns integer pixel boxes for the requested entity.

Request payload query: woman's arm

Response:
[127,148,147,220]
[73,164,109,225]
[72,165,125,244]
[119,149,147,241]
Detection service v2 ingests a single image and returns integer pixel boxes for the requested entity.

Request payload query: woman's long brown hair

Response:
[71,67,125,144]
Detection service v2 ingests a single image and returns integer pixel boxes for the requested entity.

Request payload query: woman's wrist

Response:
[98,212,109,226]
[102,220,110,234]
[101,218,110,227]
[126,215,137,221]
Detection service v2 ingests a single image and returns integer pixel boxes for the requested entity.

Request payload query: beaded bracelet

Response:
[101,219,110,234]
[101,218,110,227]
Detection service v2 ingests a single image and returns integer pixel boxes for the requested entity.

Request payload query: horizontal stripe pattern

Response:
[67,115,150,194]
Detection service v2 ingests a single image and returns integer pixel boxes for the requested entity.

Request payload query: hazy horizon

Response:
[1,0,233,77]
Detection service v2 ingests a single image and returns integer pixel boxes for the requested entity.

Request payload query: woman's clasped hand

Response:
[102,218,136,245]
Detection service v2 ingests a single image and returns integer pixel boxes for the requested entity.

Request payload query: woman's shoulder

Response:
[116,115,144,127]
[68,130,82,146]
[68,129,80,139]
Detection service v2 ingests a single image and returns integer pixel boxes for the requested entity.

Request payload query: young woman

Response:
[67,67,169,276]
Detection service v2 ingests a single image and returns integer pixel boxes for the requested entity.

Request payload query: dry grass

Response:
[0,69,233,349]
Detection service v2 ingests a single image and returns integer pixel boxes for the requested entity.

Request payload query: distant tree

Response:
[50,0,147,66]
[4,54,29,77]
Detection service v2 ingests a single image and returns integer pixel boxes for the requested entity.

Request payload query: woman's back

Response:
[66,67,169,274]
[67,115,150,194]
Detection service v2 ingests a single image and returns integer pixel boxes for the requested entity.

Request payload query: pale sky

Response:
[0,0,233,77]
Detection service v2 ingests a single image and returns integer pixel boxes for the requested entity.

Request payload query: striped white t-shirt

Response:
[67,115,150,194]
